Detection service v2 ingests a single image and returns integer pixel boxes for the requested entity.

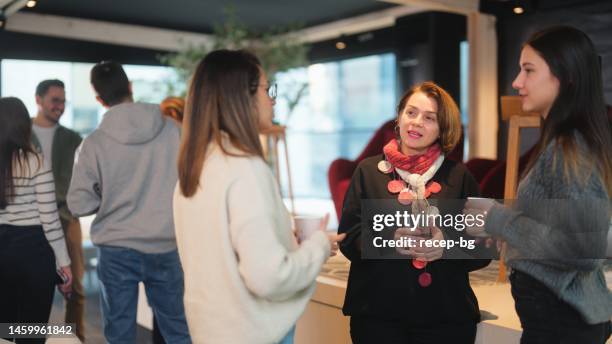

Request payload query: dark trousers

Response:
[153,316,166,344]
[510,270,611,344]
[60,218,85,342]
[0,225,58,344]
[350,315,476,344]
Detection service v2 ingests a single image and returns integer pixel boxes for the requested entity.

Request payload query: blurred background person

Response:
[0,97,72,344]
[32,79,85,342]
[67,61,191,344]
[161,96,185,123]
[155,95,185,344]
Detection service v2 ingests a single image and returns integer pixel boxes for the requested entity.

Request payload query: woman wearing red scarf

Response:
[338,81,490,343]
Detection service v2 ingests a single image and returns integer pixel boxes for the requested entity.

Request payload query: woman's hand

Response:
[394,226,444,262]
[315,213,346,257]
[408,226,445,262]
[58,265,73,299]
[394,227,421,256]
[463,198,496,237]
[327,233,346,257]
[294,213,330,245]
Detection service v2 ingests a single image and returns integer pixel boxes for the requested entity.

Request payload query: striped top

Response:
[0,152,70,267]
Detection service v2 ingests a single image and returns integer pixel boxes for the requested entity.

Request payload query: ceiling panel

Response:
[24,0,398,33]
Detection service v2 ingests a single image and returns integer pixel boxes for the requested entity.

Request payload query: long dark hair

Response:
[521,26,612,195]
[0,97,40,209]
[178,49,264,197]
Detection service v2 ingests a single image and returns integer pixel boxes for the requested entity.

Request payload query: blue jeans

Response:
[97,246,191,344]
[278,325,296,344]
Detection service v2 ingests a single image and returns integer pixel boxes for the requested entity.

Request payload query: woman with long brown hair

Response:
[173,49,345,344]
[0,97,72,343]
[465,26,611,343]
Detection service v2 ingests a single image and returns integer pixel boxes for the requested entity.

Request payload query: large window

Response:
[1,59,178,136]
[275,53,397,198]
[2,56,397,201]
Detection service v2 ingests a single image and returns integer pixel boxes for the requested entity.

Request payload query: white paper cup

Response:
[294,214,323,242]
[465,197,491,237]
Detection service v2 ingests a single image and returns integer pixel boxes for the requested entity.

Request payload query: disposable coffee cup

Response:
[465,197,491,237]
[294,214,324,242]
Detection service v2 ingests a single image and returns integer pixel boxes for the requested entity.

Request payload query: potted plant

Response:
[160,8,310,121]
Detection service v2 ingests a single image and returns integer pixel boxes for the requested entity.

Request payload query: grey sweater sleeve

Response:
[67,139,102,217]
[485,141,610,271]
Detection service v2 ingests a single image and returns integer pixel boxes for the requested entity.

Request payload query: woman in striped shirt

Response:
[0,97,72,342]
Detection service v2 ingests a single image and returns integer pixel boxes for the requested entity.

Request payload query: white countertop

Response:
[311,254,612,344]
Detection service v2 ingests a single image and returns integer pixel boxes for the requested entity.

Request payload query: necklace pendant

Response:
[418,272,432,287]
[377,160,393,174]
[428,181,441,193]
[412,259,427,269]
[398,189,414,205]
[387,180,405,194]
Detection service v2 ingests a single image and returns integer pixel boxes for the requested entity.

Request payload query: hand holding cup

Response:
[463,197,496,237]
[294,213,345,256]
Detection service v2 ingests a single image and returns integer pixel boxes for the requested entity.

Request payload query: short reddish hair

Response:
[397,81,461,154]
[161,96,185,122]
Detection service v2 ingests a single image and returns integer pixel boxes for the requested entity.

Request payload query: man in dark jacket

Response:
[32,79,85,342]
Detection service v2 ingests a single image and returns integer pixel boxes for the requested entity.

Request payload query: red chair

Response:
[465,158,500,184]
[479,145,537,199]
[328,120,464,220]
[328,120,396,219]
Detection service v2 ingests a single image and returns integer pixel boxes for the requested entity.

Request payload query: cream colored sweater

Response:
[173,139,330,344]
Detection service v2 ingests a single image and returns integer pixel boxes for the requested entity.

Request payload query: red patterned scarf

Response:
[383,139,442,175]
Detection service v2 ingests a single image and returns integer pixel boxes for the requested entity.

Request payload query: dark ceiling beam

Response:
[294,5,422,43]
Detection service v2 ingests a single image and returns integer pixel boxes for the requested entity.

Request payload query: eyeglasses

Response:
[266,83,278,100]
[265,83,277,100]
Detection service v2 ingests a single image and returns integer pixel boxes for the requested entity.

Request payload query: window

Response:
[275,53,397,198]
[2,56,397,201]
[1,59,178,136]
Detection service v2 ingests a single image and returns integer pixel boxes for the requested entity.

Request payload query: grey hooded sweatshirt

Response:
[67,102,180,254]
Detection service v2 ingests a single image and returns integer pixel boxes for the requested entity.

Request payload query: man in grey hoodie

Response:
[67,61,191,344]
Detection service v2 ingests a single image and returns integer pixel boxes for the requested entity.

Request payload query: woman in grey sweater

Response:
[464,26,611,343]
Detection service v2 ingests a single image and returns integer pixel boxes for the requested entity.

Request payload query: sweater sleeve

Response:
[485,143,609,271]
[67,139,101,217]
[34,161,71,267]
[227,165,330,301]
[485,201,608,271]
